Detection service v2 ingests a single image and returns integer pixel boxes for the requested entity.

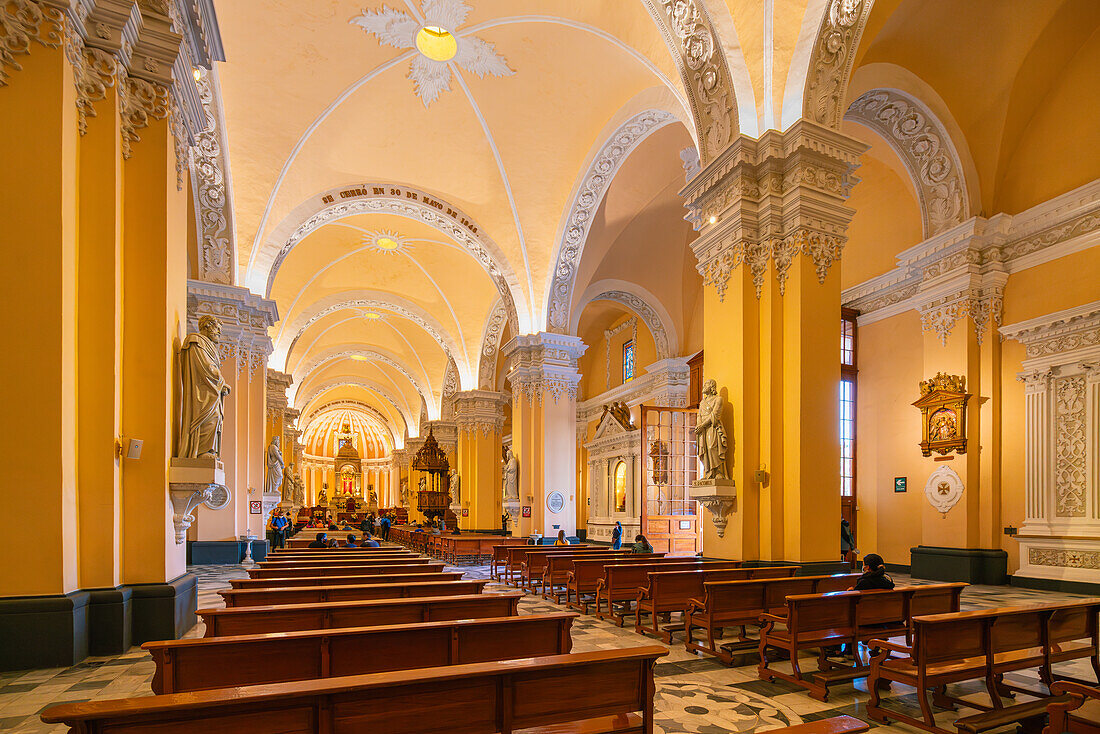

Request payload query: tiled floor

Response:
[0,559,1092,733]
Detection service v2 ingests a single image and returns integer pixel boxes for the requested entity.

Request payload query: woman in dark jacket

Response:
[852,553,894,591]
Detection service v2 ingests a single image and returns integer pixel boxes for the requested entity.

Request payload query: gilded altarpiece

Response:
[584,404,641,543]
[1002,302,1100,585]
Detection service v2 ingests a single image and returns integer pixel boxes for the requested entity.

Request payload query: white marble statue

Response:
[503,447,519,500]
[400,478,409,506]
[177,315,230,459]
[695,378,729,481]
[266,436,284,495]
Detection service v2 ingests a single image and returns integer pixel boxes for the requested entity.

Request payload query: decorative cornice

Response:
[504,333,587,405]
[546,110,675,332]
[682,120,867,301]
[1000,301,1100,364]
[846,89,968,237]
[266,369,293,412]
[452,390,508,437]
[187,280,278,379]
[803,0,875,129]
[640,0,735,162]
[577,357,690,422]
[844,179,1100,334]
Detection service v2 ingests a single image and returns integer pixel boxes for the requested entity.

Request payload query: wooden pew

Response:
[266,549,413,559]
[758,585,967,702]
[594,561,743,625]
[539,551,638,601]
[246,562,445,579]
[519,548,631,592]
[565,556,689,614]
[635,565,796,641]
[490,540,534,580]
[683,573,857,662]
[218,579,489,607]
[42,646,668,734]
[438,534,522,564]
[145,613,578,694]
[867,600,1100,734]
[199,591,524,637]
[1043,681,1100,734]
[228,571,464,590]
[501,545,601,585]
[270,546,405,553]
[256,556,426,569]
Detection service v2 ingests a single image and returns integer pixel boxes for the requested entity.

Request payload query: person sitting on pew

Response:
[631,534,653,554]
[851,553,894,590]
[432,517,444,535]
[361,533,381,548]
[345,534,358,548]
[554,530,568,546]
[307,532,328,549]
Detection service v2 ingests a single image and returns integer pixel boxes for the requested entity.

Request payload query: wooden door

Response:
[640,406,700,556]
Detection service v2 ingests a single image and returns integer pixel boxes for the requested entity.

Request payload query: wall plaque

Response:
[924,465,964,517]
[546,491,566,514]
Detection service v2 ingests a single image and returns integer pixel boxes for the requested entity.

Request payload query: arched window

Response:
[614,460,628,513]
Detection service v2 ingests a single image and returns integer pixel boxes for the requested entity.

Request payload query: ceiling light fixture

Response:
[363,311,383,321]
[364,230,410,255]
[350,355,370,361]
[415,25,457,62]
[192,68,202,81]
[376,236,400,251]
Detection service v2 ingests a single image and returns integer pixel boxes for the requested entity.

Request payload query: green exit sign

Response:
[894,477,907,493]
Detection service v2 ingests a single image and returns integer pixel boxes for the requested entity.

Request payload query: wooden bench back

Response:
[606,561,741,595]
[785,592,859,635]
[504,545,598,569]
[229,571,464,590]
[569,555,667,588]
[247,562,445,579]
[698,574,860,619]
[544,551,633,577]
[218,579,488,608]
[490,539,530,562]
[199,592,523,637]
[42,647,668,734]
[144,612,578,694]
[645,567,750,601]
[257,556,426,568]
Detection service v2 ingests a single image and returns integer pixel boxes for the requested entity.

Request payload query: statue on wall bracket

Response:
[913,372,971,457]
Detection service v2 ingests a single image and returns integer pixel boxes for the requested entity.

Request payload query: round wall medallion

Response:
[546,491,565,514]
[924,465,963,517]
[203,485,232,511]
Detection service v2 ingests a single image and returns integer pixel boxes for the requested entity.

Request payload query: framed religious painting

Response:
[912,372,971,457]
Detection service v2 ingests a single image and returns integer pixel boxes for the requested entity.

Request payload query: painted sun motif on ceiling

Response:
[350,0,514,106]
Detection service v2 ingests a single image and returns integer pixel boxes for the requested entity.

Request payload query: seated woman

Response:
[631,534,653,554]
[553,530,568,546]
[851,553,894,590]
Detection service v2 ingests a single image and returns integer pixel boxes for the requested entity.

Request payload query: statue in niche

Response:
[266,437,284,495]
[177,315,231,459]
[503,446,519,501]
[695,379,729,481]
[369,489,378,505]
[318,487,327,506]
[291,471,305,505]
[283,463,297,502]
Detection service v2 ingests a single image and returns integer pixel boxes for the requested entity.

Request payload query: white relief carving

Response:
[478,300,507,390]
[804,0,873,128]
[846,89,967,236]
[119,71,168,159]
[641,0,735,162]
[924,465,964,517]
[349,1,512,107]
[72,45,117,136]
[918,284,1004,347]
[1029,547,1100,570]
[1054,375,1087,518]
[0,0,64,87]
[190,68,233,285]
[547,110,674,331]
[680,146,701,182]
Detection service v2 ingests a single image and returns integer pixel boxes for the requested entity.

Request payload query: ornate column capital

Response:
[187,280,278,380]
[503,333,588,405]
[265,369,292,412]
[452,390,508,437]
[681,120,868,301]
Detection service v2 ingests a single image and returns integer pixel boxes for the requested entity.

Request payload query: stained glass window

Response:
[840,309,858,498]
[623,340,635,382]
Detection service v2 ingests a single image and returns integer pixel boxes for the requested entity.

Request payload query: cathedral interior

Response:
[2,0,1100,732]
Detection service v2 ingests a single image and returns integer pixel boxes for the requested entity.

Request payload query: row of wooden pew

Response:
[40,544,678,733]
[476,542,1100,734]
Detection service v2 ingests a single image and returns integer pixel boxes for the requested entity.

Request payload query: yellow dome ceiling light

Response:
[415,26,457,63]
[364,229,410,255]
[362,311,384,321]
[350,354,371,361]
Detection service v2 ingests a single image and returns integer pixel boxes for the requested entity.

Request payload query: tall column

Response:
[0,2,81,605]
[681,121,867,568]
[504,334,587,536]
[453,391,508,530]
[118,5,189,599]
[76,14,127,595]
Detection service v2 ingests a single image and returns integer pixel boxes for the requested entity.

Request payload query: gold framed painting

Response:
[912,372,971,457]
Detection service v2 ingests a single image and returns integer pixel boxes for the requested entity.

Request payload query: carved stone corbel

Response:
[690,479,736,537]
[168,483,212,544]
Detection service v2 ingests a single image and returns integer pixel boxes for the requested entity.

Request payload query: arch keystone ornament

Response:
[924,465,964,518]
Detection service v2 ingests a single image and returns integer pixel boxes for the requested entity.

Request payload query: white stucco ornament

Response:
[924,465,964,517]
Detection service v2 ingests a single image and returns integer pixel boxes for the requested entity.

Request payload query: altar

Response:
[331,421,377,513]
